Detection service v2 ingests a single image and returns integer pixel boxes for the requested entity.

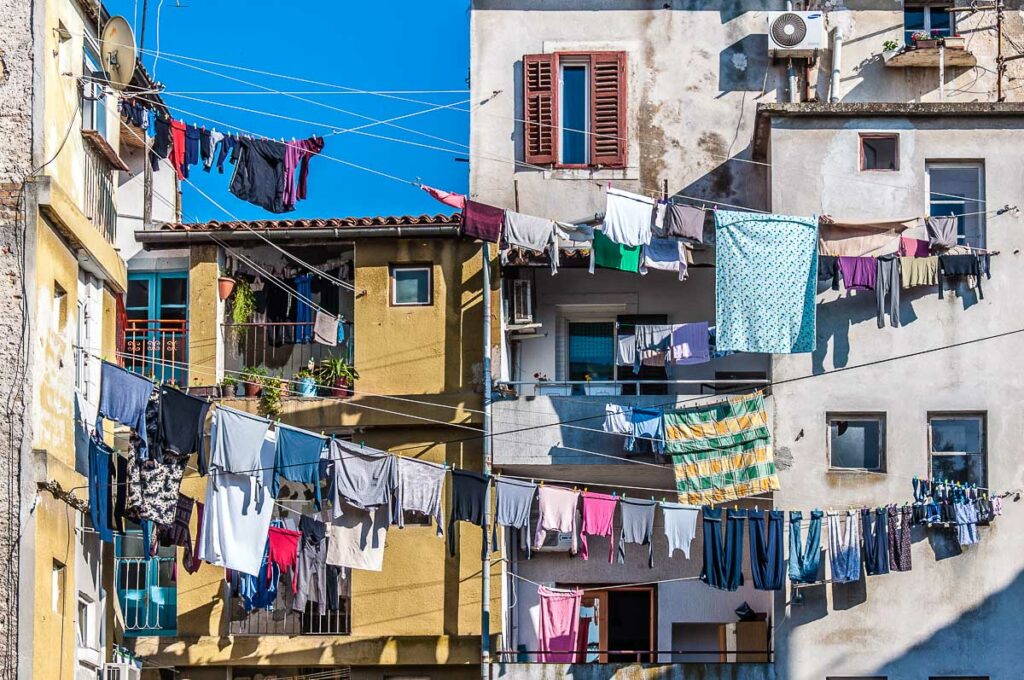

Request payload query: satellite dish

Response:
[100,16,136,91]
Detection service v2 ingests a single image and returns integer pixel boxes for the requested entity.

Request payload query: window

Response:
[860,134,898,171]
[927,162,985,247]
[929,676,989,679]
[904,4,953,45]
[522,51,627,168]
[828,414,885,471]
[82,47,108,140]
[929,413,986,487]
[390,265,432,306]
[567,321,615,391]
[52,560,66,614]
[578,587,655,663]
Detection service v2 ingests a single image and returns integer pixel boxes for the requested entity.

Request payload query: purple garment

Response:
[462,200,504,243]
[282,137,325,208]
[838,256,877,291]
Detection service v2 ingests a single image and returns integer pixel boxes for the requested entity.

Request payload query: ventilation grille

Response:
[771,12,808,47]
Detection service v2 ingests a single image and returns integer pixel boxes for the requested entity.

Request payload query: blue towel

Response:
[88,437,114,543]
[273,425,327,508]
[97,362,154,459]
[714,211,818,354]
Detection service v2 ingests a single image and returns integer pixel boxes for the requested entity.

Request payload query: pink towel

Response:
[671,322,710,365]
[421,184,467,210]
[538,586,583,662]
[580,492,618,562]
[533,486,580,554]
[899,237,930,257]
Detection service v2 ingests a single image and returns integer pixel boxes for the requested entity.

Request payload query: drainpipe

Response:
[785,1,799,102]
[481,242,493,680]
[830,25,844,103]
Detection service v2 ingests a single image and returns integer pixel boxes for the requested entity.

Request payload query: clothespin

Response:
[539,480,544,487]
[611,491,617,497]
[583,487,588,493]
[650,496,655,502]
[360,440,365,449]
[572,485,578,492]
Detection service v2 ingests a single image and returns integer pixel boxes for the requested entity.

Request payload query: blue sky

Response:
[108,0,470,222]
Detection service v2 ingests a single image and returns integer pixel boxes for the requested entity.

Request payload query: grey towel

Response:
[493,477,537,557]
[326,439,399,522]
[659,203,705,242]
[633,324,673,372]
[313,311,338,347]
[396,457,446,536]
[925,216,958,249]
[209,406,273,484]
[617,498,657,567]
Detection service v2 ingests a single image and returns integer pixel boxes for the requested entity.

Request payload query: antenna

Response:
[100,16,137,91]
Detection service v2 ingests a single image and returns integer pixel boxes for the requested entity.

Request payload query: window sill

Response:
[539,165,639,181]
[826,468,887,476]
[82,129,130,172]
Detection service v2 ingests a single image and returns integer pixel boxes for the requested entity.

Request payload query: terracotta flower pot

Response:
[218,276,236,301]
[327,378,353,398]
[914,39,939,49]
[244,381,261,397]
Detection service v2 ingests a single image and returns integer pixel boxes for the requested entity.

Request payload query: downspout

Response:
[786,1,799,103]
[830,25,844,103]
[480,242,492,680]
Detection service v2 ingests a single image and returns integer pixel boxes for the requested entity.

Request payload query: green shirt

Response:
[593,230,641,273]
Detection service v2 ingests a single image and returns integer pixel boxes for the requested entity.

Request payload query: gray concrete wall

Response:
[0,0,35,675]
[767,117,1024,679]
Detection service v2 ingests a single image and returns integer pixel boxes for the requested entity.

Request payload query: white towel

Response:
[505,210,559,274]
[314,311,339,347]
[602,188,654,247]
[603,403,631,434]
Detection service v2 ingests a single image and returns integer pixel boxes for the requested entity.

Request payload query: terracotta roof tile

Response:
[161,213,461,232]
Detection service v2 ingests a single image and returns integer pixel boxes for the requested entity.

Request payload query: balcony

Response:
[222,320,354,390]
[883,43,977,69]
[82,143,121,243]
[228,599,351,636]
[115,534,177,637]
[123,319,188,386]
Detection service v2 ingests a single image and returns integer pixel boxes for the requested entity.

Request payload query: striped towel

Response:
[664,393,779,505]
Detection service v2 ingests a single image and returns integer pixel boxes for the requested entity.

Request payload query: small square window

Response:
[929,413,986,487]
[390,265,432,306]
[828,413,885,471]
[860,134,898,171]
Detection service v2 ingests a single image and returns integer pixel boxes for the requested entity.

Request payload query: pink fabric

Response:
[579,492,617,562]
[533,486,580,554]
[899,237,930,257]
[421,184,467,210]
[538,586,582,662]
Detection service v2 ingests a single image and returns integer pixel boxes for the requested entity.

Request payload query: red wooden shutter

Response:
[523,53,558,165]
[589,52,627,168]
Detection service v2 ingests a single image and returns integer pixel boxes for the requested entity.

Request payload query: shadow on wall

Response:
[865,568,1024,677]
[670,139,768,219]
[720,34,770,92]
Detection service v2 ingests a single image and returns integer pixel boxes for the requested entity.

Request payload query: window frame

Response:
[389,264,434,307]
[557,57,591,168]
[904,3,955,45]
[928,412,987,488]
[826,412,887,473]
[82,45,109,141]
[859,133,899,172]
[926,160,986,248]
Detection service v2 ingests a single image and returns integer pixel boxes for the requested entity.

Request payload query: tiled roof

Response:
[160,213,461,232]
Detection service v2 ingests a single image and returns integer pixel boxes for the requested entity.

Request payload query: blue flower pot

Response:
[297,376,318,398]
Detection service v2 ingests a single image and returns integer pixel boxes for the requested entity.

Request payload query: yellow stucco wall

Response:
[141,235,502,669]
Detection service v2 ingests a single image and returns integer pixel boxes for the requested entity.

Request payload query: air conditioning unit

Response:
[534,531,575,553]
[103,663,141,680]
[511,279,533,324]
[767,11,825,58]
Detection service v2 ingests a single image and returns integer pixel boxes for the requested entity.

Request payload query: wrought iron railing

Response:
[228,598,351,636]
[114,535,177,636]
[223,321,354,384]
[84,146,117,243]
[123,319,188,386]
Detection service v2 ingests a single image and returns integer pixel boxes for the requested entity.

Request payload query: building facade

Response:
[0,0,178,678]
[470,1,1024,679]
[129,216,500,680]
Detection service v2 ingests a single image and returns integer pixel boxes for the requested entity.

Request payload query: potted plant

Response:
[240,366,267,397]
[220,376,237,399]
[218,274,236,301]
[295,360,318,398]
[317,356,359,397]
[944,34,966,49]
[882,39,900,54]
[258,375,285,418]
[230,279,256,334]
[912,30,939,49]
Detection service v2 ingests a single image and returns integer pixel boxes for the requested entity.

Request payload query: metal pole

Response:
[480,242,492,680]
[997,0,1004,101]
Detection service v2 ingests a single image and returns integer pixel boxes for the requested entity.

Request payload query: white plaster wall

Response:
[769,119,1024,680]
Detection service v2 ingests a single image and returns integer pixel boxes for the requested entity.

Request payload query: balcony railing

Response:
[114,534,177,636]
[123,319,188,386]
[501,378,770,398]
[223,321,354,384]
[84,146,118,243]
[228,598,351,636]
[499,649,772,663]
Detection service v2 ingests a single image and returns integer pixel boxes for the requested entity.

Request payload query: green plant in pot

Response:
[295,359,318,398]
[220,376,237,399]
[317,356,359,397]
[258,375,285,418]
[240,365,268,397]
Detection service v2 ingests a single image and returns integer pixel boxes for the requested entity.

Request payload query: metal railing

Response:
[497,648,773,663]
[229,598,351,636]
[501,378,770,398]
[123,319,188,386]
[223,321,354,383]
[84,146,117,243]
[115,552,177,636]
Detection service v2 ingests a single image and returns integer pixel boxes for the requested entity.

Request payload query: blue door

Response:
[125,272,188,385]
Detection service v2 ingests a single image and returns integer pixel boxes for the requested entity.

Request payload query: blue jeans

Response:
[749,509,785,590]
[788,510,823,584]
[701,507,745,591]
